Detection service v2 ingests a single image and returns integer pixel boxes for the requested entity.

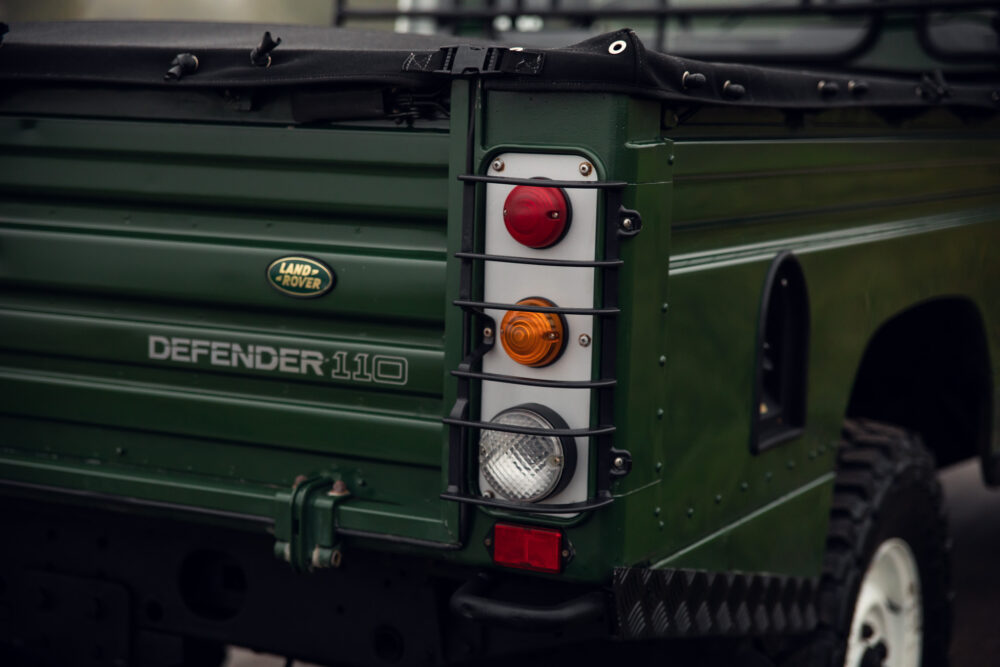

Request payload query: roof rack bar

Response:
[339,1,996,22]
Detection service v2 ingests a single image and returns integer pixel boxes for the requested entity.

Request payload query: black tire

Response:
[781,419,952,667]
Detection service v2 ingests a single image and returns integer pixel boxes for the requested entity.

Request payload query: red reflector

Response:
[492,523,564,574]
[502,185,571,249]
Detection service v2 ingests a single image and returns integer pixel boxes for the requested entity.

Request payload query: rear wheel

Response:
[845,537,922,667]
[781,419,951,667]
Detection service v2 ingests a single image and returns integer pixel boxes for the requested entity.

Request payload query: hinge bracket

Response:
[274,475,349,573]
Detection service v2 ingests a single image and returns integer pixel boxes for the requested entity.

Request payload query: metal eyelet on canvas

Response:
[608,40,627,55]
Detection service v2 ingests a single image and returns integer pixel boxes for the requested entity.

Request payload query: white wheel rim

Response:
[845,538,923,667]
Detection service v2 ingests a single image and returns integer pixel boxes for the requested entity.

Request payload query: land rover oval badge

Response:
[267,256,335,298]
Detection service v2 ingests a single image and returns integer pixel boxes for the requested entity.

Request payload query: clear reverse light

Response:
[480,406,568,502]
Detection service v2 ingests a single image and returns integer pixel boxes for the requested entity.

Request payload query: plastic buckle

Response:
[435,45,504,76]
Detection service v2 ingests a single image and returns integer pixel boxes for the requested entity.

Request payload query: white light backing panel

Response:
[479,152,599,508]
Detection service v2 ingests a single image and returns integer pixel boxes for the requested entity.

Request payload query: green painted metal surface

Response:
[1,87,998,585]
[0,117,457,545]
[645,122,1000,576]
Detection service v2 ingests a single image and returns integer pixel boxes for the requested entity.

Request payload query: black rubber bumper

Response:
[449,573,608,632]
[450,567,819,639]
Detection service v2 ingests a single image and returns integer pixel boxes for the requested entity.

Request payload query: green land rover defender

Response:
[0,4,997,666]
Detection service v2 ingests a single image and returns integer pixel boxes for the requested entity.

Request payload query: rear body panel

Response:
[0,116,459,544]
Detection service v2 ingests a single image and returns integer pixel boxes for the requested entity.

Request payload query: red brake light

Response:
[491,523,564,574]
[502,185,571,249]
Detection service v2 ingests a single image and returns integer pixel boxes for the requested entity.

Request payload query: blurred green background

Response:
[0,0,338,24]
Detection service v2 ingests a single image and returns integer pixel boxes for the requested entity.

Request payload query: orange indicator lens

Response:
[500,297,566,368]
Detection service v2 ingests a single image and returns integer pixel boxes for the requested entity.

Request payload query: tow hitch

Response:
[273,476,350,573]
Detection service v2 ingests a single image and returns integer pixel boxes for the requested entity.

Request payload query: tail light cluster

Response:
[444,149,634,570]
[477,154,600,510]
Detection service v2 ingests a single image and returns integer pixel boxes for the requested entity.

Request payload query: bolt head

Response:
[482,327,494,339]
[578,161,593,176]
[482,490,494,499]
[578,333,592,347]
[621,218,633,231]
[613,456,625,469]
[561,549,570,558]
[328,479,350,497]
[491,159,505,172]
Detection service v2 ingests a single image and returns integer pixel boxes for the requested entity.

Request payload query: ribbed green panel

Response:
[0,118,448,217]
[0,116,454,542]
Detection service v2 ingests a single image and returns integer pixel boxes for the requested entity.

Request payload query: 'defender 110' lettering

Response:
[147,335,408,386]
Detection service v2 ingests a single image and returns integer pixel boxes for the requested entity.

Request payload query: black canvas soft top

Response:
[0,21,997,111]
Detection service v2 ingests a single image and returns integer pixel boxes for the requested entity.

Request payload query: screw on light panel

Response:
[578,161,593,176]
[491,159,505,172]
[483,327,494,339]
[578,334,592,347]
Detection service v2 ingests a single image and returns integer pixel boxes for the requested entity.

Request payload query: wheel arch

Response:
[845,296,994,483]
